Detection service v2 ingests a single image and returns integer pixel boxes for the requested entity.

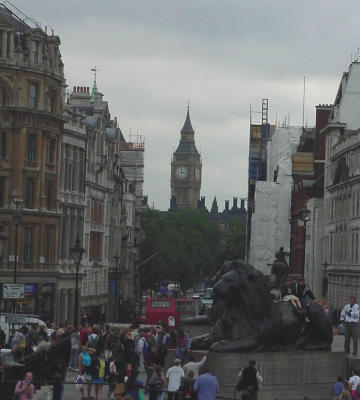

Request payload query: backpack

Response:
[150,376,163,394]
[15,336,26,352]
[356,380,360,397]
[14,380,23,400]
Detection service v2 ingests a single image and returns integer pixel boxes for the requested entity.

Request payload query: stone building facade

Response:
[57,105,86,324]
[69,84,124,323]
[323,61,360,309]
[0,5,65,324]
[170,108,202,209]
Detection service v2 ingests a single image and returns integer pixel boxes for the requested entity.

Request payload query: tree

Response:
[221,217,246,261]
[139,209,223,292]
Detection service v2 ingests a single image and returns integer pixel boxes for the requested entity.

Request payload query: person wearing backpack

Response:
[14,371,34,400]
[175,329,188,362]
[149,365,167,400]
[12,327,27,362]
[348,369,360,400]
[136,334,148,372]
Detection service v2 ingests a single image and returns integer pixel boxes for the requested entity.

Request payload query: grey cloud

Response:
[13,0,360,209]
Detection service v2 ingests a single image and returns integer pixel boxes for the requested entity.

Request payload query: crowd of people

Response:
[7,321,216,400]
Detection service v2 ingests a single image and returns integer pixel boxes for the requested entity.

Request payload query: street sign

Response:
[6,314,26,324]
[3,284,25,299]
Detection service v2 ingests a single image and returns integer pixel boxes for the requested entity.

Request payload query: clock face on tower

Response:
[195,167,201,180]
[176,166,187,179]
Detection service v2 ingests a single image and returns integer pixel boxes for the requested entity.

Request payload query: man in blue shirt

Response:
[331,376,345,399]
[193,368,219,400]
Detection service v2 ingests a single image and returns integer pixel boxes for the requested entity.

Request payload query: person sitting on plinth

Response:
[294,277,315,308]
[280,277,302,311]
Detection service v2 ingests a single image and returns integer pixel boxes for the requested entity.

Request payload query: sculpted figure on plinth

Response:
[192,260,333,352]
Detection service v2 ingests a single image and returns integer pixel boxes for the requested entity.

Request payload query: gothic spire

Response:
[181,105,194,134]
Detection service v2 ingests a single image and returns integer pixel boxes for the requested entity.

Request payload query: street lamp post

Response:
[12,199,22,284]
[136,251,160,326]
[298,208,311,277]
[70,235,85,328]
[0,228,7,260]
[113,254,120,322]
[322,260,329,296]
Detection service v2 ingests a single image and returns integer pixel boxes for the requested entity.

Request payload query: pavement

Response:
[33,335,356,400]
[34,370,150,400]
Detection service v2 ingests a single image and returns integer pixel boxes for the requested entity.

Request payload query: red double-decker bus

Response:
[144,298,195,329]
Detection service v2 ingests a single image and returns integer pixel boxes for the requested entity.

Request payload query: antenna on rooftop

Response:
[91,66,100,83]
[302,76,306,129]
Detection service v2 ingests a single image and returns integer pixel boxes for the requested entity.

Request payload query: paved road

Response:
[62,370,149,400]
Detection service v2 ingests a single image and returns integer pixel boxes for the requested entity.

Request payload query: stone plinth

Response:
[206,351,346,400]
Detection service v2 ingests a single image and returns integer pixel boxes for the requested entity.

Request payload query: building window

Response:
[31,40,39,64]
[91,201,104,224]
[89,232,102,261]
[0,176,5,207]
[23,228,33,263]
[0,131,7,158]
[47,139,56,164]
[0,87,9,106]
[49,88,57,113]
[27,134,36,161]
[25,177,34,209]
[28,83,37,110]
[45,225,56,264]
[45,177,55,211]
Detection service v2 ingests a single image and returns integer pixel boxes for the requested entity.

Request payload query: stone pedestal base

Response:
[205,351,346,400]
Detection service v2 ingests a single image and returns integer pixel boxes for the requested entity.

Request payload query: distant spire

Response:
[211,196,218,214]
[90,66,100,102]
[181,104,194,134]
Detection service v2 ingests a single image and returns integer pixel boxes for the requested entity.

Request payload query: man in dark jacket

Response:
[294,278,315,308]
[237,360,263,400]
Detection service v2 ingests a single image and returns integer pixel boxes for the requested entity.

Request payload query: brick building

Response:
[0,5,65,323]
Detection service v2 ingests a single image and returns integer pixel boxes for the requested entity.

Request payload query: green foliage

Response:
[139,210,246,291]
[221,217,246,261]
[140,209,222,291]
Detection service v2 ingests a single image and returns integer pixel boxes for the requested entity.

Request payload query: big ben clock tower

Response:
[170,107,202,209]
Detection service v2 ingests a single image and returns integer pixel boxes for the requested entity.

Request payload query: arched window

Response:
[0,87,9,106]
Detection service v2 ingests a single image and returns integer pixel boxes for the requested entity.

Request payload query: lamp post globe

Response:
[70,235,85,328]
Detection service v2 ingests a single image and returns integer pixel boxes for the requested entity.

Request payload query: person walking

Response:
[341,296,360,355]
[175,329,189,362]
[78,346,93,400]
[14,371,35,400]
[193,368,219,400]
[166,359,184,400]
[183,352,208,379]
[182,370,196,400]
[149,365,167,400]
[237,360,263,400]
[348,369,360,400]
[69,326,80,371]
[331,376,345,400]
[92,351,108,400]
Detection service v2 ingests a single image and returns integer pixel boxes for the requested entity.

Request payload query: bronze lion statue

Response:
[192,261,333,352]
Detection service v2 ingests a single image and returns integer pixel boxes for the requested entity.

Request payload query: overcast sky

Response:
[14,0,360,210]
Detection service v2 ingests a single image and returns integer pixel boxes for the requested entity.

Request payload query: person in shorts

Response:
[78,346,93,400]
[92,351,108,400]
